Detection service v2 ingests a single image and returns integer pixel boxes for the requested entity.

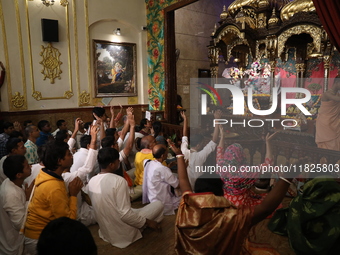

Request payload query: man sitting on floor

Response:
[180,110,221,189]
[70,134,99,181]
[0,155,34,255]
[52,119,72,138]
[24,125,40,165]
[87,147,163,248]
[36,120,53,147]
[142,144,181,215]
[24,141,83,255]
[134,135,157,186]
[0,122,14,159]
[0,137,27,184]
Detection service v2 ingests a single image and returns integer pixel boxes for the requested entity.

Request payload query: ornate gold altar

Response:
[204,0,340,166]
[209,0,338,94]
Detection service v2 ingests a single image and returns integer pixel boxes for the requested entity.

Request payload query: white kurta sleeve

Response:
[162,166,179,188]
[117,137,124,151]
[67,137,76,153]
[2,189,27,231]
[181,136,190,160]
[116,179,146,228]
[197,140,217,162]
[75,149,98,183]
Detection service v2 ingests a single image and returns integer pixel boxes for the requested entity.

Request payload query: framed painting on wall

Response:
[93,40,137,97]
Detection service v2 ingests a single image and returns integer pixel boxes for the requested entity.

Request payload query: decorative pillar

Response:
[269,60,276,88]
[323,55,332,92]
[267,35,277,89]
[208,45,219,79]
[295,63,305,88]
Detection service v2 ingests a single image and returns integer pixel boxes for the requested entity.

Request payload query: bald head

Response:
[140,135,156,150]
[152,144,167,159]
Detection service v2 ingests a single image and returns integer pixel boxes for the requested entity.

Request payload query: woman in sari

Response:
[169,138,294,255]
[268,176,340,255]
[216,126,276,207]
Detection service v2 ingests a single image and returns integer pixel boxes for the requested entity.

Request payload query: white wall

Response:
[0,0,147,112]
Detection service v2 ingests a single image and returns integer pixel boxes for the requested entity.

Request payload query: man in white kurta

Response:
[0,138,27,184]
[122,131,144,168]
[142,144,180,215]
[0,156,32,255]
[0,178,27,255]
[62,147,98,226]
[24,163,42,187]
[181,135,217,189]
[0,155,7,184]
[180,111,221,189]
[70,135,99,182]
[87,147,164,248]
[63,126,99,226]
[70,144,90,173]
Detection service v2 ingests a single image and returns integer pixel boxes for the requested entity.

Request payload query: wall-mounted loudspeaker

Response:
[41,19,59,42]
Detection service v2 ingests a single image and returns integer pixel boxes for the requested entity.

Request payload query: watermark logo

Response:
[197,82,223,106]
[201,85,311,116]
[197,81,312,128]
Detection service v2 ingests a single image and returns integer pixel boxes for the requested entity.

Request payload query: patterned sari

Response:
[216,143,271,208]
[268,177,340,255]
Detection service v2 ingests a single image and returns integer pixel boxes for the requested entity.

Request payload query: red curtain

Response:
[313,0,340,52]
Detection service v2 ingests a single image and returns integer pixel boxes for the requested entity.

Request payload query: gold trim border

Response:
[278,25,322,59]
[72,0,82,106]
[0,0,12,109]
[25,0,35,103]
[85,0,92,104]
[14,0,27,110]
[27,1,73,101]
[65,1,73,98]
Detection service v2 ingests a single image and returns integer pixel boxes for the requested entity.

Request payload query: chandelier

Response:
[41,0,55,7]
[39,0,68,7]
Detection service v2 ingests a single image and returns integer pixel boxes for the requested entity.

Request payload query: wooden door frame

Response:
[164,0,198,124]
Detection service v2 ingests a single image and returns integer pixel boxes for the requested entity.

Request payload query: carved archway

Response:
[278,25,322,57]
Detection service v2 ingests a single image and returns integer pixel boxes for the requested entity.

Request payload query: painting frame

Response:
[93,40,137,97]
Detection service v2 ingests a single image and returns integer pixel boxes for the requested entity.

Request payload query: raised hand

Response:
[126,107,133,115]
[90,123,99,137]
[213,109,223,119]
[74,118,83,132]
[13,121,22,132]
[167,139,182,155]
[93,112,102,123]
[180,111,186,119]
[110,105,115,118]
[128,114,135,127]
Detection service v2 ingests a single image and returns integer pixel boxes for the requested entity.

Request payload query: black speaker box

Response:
[41,19,59,42]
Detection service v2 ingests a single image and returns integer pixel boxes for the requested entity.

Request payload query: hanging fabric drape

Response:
[313,0,340,52]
